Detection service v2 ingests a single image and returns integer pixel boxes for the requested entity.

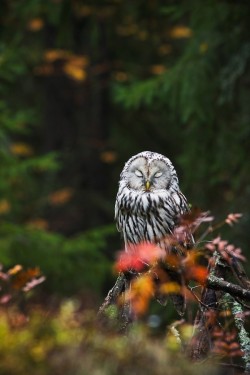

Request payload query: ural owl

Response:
[115,151,192,315]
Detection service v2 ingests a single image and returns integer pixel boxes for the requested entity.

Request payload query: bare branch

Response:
[207,275,250,302]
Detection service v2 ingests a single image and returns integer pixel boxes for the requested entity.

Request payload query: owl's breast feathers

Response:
[115,184,189,247]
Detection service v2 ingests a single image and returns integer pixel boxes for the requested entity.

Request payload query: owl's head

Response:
[120,151,179,192]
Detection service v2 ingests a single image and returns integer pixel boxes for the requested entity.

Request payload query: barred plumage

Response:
[115,151,191,315]
[115,151,189,250]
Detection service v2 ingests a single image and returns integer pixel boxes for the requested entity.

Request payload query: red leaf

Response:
[115,242,165,272]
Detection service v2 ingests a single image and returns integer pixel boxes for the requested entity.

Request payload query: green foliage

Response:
[0,223,115,295]
[114,78,162,109]
[0,1,118,300]
[0,106,59,221]
[112,0,250,218]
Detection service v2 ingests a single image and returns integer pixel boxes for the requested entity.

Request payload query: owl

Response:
[115,151,192,314]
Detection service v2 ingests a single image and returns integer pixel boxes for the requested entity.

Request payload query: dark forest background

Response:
[0,0,250,303]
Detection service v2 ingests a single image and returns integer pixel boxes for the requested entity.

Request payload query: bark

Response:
[207,275,250,301]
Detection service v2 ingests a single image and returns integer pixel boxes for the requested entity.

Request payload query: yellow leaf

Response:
[180,324,194,341]
[132,274,154,297]
[44,49,71,62]
[169,25,192,39]
[63,63,86,81]
[8,264,23,275]
[219,309,232,318]
[31,344,46,361]
[160,282,181,295]
[10,143,33,156]
[48,188,74,205]
[166,326,182,351]
[0,199,11,214]
[125,274,154,316]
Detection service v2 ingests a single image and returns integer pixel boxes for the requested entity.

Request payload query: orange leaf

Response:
[27,18,44,32]
[44,49,71,62]
[12,267,42,290]
[219,309,232,318]
[165,254,181,267]
[126,274,154,316]
[68,56,89,68]
[10,143,33,156]
[48,188,74,206]
[169,25,192,39]
[0,199,11,214]
[186,266,208,284]
[100,151,117,163]
[150,65,166,75]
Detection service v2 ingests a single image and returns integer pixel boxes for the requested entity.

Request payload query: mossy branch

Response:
[207,275,250,302]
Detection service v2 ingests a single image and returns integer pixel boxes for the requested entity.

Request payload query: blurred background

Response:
[0,0,250,304]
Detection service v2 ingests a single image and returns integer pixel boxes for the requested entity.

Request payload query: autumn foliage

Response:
[114,210,220,317]
[0,212,249,374]
[0,264,45,305]
[99,210,250,372]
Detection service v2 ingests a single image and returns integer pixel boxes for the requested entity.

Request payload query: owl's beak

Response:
[145,181,151,191]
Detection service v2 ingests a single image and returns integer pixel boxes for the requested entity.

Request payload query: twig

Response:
[98,272,135,331]
[207,275,250,301]
[187,285,212,310]
[98,272,126,321]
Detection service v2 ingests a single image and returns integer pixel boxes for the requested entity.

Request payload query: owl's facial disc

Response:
[126,157,171,192]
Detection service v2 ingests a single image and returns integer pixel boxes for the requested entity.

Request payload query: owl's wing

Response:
[114,198,123,232]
